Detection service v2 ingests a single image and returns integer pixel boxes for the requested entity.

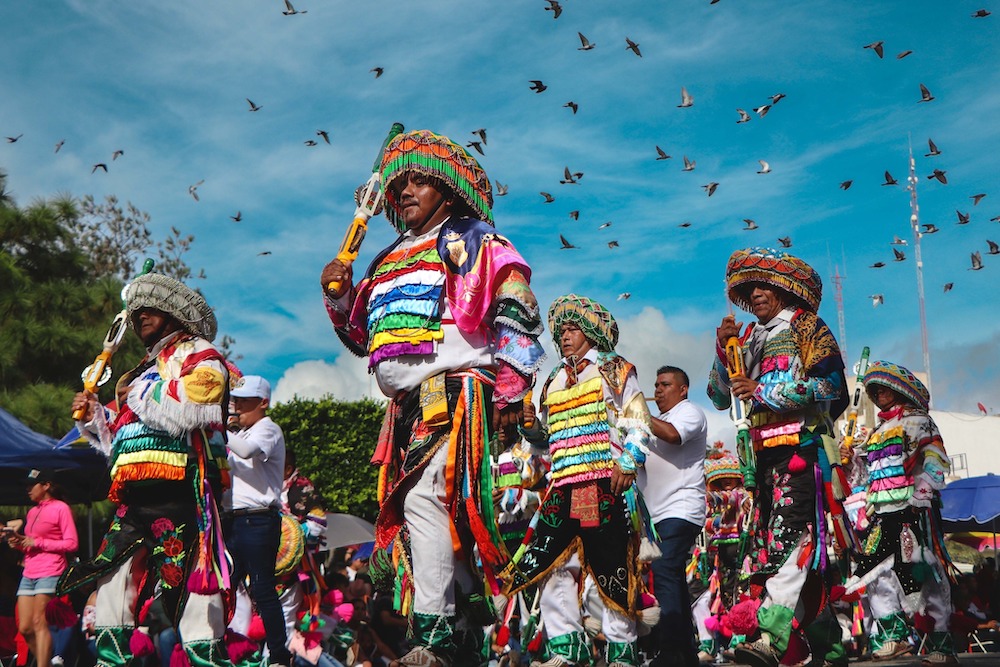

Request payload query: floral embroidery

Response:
[151,517,175,538]
[160,562,184,588]
[151,520,187,590]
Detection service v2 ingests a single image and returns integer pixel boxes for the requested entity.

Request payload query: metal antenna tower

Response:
[907,141,933,405]
[832,266,847,362]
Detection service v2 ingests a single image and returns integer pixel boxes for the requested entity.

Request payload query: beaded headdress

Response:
[380,130,493,230]
[725,247,823,313]
[547,294,619,353]
[705,442,742,484]
[126,273,218,342]
[863,360,930,410]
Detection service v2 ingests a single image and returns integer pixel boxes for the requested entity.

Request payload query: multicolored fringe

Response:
[186,430,229,595]
[725,247,822,313]
[545,376,613,485]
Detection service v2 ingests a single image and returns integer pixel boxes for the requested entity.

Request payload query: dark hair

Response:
[655,366,690,387]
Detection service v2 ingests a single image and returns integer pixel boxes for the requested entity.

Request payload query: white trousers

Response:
[540,554,637,645]
[692,590,712,643]
[868,559,952,632]
[403,445,475,617]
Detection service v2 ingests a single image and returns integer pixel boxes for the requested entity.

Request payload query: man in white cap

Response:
[225,375,290,667]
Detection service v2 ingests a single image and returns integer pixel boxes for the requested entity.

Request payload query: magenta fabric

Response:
[20,498,78,579]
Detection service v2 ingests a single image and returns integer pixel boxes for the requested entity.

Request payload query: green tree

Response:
[269,396,386,521]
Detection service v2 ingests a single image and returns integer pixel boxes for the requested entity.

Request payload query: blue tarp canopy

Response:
[0,407,108,504]
[940,473,1000,533]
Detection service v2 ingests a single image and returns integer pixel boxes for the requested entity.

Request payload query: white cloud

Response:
[271,356,377,405]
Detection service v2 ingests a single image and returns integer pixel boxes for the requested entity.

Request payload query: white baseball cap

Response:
[231,375,271,400]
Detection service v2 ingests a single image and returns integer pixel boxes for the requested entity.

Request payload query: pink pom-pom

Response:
[45,597,78,629]
[130,629,156,658]
[170,644,191,667]
[322,589,344,606]
[829,584,846,602]
[334,603,354,624]
[224,630,260,664]
[727,599,760,636]
[788,453,807,474]
[704,616,722,634]
[247,615,266,642]
[639,592,657,608]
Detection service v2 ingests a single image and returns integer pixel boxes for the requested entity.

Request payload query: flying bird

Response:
[625,37,641,57]
[598,221,612,229]
[678,222,692,228]
[189,180,205,201]
[617,293,631,300]
[282,0,306,14]
[925,138,940,157]
[957,210,971,225]
[257,251,272,256]
[304,140,318,147]
[52,139,65,153]
[577,32,594,50]
[703,182,719,197]
[882,171,898,186]
[870,294,884,307]
[544,0,562,19]
[529,80,547,93]
[753,104,771,118]
[870,262,886,268]
[943,282,954,292]
[559,234,576,249]
[317,130,330,144]
[5,134,23,143]
[655,146,671,160]
[540,192,555,203]
[607,240,619,249]
[743,218,758,230]
[246,98,262,112]
[927,169,947,184]
[840,180,853,190]
[863,41,885,58]
[682,156,696,172]
[736,108,751,124]
[972,9,991,18]
[678,87,694,108]
[896,50,913,59]
[112,149,124,160]
[971,193,987,206]
[757,160,771,174]
[472,128,487,145]
[495,181,508,196]
[893,247,906,262]
[918,83,934,102]
[466,140,484,156]
[568,210,579,220]
[91,163,108,173]
[778,236,792,248]
[891,236,908,245]
[992,215,1000,223]
[770,93,786,104]
[230,211,242,222]
[970,251,984,270]
[922,224,939,234]
[988,240,1000,255]
[560,167,583,184]
[564,101,579,114]
[371,67,384,78]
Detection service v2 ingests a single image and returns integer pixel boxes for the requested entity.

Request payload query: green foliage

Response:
[269,396,386,522]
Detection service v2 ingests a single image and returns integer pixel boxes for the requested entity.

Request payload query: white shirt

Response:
[224,416,286,511]
[637,399,708,526]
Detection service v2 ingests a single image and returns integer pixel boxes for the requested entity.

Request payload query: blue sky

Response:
[2,1,998,441]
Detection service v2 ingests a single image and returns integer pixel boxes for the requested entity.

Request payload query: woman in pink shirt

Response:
[6,470,78,667]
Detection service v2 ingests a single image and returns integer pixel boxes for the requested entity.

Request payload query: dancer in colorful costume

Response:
[503,294,652,667]
[845,361,955,665]
[66,273,233,667]
[706,248,848,667]
[689,446,749,663]
[320,129,546,667]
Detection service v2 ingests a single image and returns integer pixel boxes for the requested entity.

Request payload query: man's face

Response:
[559,322,592,361]
[133,308,182,347]
[232,396,268,428]
[868,384,902,411]
[653,372,687,413]
[749,283,786,323]
[392,173,453,234]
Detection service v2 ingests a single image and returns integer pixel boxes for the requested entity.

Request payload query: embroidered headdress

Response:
[380,129,493,230]
[705,442,742,484]
[547,294,619,353]
[125,273,218,342]
[725,247,823,313]
[863,360,930,410]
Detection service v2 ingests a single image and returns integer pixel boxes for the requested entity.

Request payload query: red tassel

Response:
[187,568,220,594]
[44,596,78,629]
[169,644,190,667]
[496,624,510,647]
[247,615,266,642]
[527,630,544,653]
[138,596,155,624]
[129,629,156,658]
[829,585,846,602]
[224,630,259,664]
[782,632,810,665]
[788,453,807,474]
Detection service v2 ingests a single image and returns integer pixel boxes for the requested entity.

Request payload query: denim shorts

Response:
[17,574,61,596]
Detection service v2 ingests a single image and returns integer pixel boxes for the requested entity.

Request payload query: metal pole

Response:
[907,143,933,405]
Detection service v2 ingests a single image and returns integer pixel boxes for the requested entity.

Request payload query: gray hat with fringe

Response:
[125,273,217,342]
